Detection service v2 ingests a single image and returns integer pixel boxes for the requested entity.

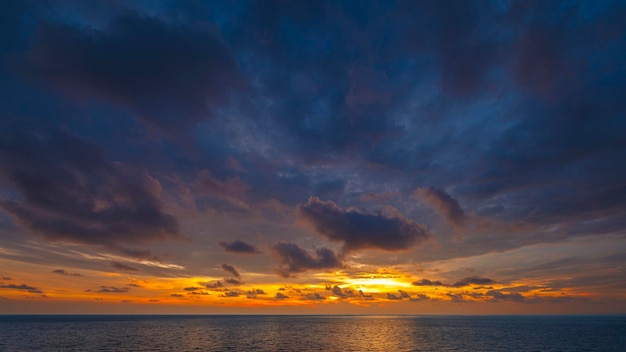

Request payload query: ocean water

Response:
[0,315,624,351]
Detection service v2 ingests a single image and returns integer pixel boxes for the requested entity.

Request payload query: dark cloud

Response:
[0,283,42,293]
[52,269,83,277]
[221,263,240,279]
[246,288,266,298]
[447,293,466,302]
[221,291,240,298]
[271,242,342,277]
[201,281,223,289]
[297,197,429,252]
[223,278,242,285]
[0,129,181,249]
[485,290,525,302]
[275,292,289,299]
[171,293,184,297]
[303,293,325,300]
[111,262,138,272]
[452,277,495,287]
[183,287,201,291]
[188,291,210,296]
[331,285,356,299]
[410,294,431,302]
[217,240,261,254]
[96,286,129,293]
[412,277,494,287]
[1,276,12,280]
[416,187,466,227]
[387,292,402,300]
[20,11,242,131]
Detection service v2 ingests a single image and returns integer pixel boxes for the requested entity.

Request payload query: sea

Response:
[0,315,624,351]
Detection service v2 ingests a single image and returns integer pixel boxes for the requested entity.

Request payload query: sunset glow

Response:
[1,0,625,316]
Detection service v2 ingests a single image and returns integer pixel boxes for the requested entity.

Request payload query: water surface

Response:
[1,315,624,351]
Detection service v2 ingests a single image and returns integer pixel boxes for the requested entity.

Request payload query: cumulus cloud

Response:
[410,294,431,302]
[303,293,325,300]
[416,187,466,227]
[217,240,261,254]
[387,292,403,300]
[221,264,240,278]
[246,288,266,298]
[271,242,342,277]
[52,269,83,277]
[221,291,240,298]
[331,285,356,298]
[201,281,224,289]
[0,129,181,249]
[297,197,429,252]
[275,292,289,299]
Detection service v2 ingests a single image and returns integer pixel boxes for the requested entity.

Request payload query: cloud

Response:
[246,288,266,298]
[20,11,242,131]
[171,293,184,297]
[221,291,240,298]
[303,293,325,300]
[297,197,429,252]
[223,278,242,285]
[485,290,525,302]
[0,129,181,249]
[412,277,494,287]
[271,242,342,277]
[201,281,223,289]
[331,285,356,299]
[221,263,240,278]
[451,277,495,287]
[96,286,130,293]
[183,287,201,291]
[387,292,402,300]
[412,278,445,286]
[447,293,465,302]
[275,292,289,299]
[52,269,83,277]
[1,277,11,280]
[416,187,466,227]
[217,240,261,254]
[111,262,138,272]
[0,283,42,293]
[410,294,430,302]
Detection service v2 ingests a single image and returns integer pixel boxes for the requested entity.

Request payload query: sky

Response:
[0,0,625,315]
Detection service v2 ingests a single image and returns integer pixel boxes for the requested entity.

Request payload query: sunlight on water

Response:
[0,315,624,351]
